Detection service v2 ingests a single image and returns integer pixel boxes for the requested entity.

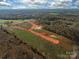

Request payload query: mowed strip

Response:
[30,30,59,44]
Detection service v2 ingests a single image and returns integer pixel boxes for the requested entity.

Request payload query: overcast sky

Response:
[0,0,79,9]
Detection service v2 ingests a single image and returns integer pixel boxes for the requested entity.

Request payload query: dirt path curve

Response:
[28,21,60,44]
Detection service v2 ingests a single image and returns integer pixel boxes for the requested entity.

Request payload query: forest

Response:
[37,14,79,44]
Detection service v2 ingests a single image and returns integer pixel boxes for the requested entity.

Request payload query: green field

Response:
[15,22,32,29]
[33,29,52,34]
[34,29,75,49]
[0,20,24,26]
[14,29,71,59]
[0,20,23,23]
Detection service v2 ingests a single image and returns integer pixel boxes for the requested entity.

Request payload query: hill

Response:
[0,28,45,59]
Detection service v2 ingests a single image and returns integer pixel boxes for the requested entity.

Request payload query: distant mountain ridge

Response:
[0,9,79,20]
[0,9,79,15]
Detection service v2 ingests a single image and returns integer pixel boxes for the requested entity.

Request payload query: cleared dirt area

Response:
[14,21,59,44]
[0,29,46,59]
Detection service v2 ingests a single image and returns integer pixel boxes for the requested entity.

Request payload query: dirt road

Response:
[28,21,60,44]
[14,21,60,44]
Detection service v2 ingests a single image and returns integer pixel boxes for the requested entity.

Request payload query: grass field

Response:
[0,20,22,22]
[15,22,32,29]
[0,20,24,28]
[33,29,52,34]
[14,29,72,59]
[0,20,24,24]
[33,29,74,50]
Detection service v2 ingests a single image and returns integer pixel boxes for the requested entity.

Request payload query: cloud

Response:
[0,2,11,6]
[50,0,73,8]
[19,0,47,4]
[15,0,49,9]
[18,0,79,9]
[0,0,79,9]
[0,0,11,7]
[74,0,79,7]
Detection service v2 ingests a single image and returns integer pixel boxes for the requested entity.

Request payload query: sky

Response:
[0,0,79,9]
